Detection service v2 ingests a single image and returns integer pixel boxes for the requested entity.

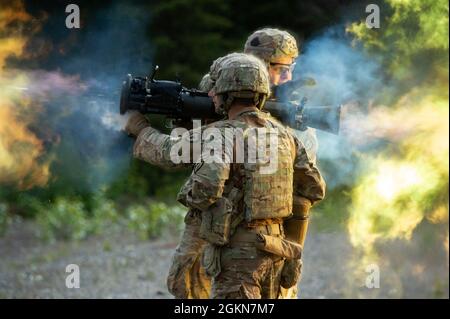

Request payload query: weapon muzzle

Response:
[120,74,148,114]
[302,105,341,135]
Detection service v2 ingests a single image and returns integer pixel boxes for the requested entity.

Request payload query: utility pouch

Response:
[201,244,222,278]
[255,234,302,259]
[199,197,233,246]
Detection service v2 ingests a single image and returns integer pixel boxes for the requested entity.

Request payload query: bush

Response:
[0,203,10,236]
[127,202,185,240]
[35,191,184,242]
[13,193,46,218]
[35,190,123,242]
[89,191,121,235]
[312,185,352,232]
[36,198,90,242]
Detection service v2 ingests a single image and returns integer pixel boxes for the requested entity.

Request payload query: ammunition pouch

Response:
[201,244,222,278]
[292,196,311,219]
[279,196,310,289]
[284,196,311,245]
[199,197,233,246]
[280,258,303,289]
[255,234,302,260]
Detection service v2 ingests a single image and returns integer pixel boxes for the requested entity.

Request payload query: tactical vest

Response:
[197,111,296,247]
[232,111,294,222]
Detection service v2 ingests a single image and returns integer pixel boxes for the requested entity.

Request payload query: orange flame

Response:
[0,0,51,189]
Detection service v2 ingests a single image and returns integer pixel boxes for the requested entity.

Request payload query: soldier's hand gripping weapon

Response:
[119,66,341,134]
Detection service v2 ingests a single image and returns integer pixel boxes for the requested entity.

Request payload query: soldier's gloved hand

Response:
[124,111,150,137]
[280,258,303,289]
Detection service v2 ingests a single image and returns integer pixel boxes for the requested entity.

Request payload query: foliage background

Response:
[1,0,376,238]
[0,0,448,298]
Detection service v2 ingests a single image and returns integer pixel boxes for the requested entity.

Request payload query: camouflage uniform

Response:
[244,28,319,299]
[131,121,210,298]
[176,109,325,299]
[293,129,318,164]
[129,53,325,299]
[130,53,244,299]
[179,54,325,298]
[244,27,318,163]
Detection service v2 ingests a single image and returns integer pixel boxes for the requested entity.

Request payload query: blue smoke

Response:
[37,3,153,192]
[292,27,384,188]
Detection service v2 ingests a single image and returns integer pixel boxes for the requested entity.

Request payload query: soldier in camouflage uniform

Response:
[126,53,325,298]
[244,28,318,162]
[244,28,318,298]
[124,53,244,299]
[190,53,325,298]
[124,117,211,299]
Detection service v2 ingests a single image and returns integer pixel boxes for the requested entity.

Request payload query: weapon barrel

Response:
[120,74,341,134]
[264,101,296,126]
[264,101,341,135]
[303,105,341,135]
[180,92,220,120]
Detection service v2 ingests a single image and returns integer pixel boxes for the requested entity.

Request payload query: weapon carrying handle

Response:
[149,65,159,83]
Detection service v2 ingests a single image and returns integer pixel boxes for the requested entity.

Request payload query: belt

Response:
[230,223,284,244]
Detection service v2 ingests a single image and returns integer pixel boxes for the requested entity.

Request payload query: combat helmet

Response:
[198,53,244,94]
[207,52,253,115]
[214,53,270,112]
[198,73,212,92]
[209,52,243,84]
[244,28,298,64]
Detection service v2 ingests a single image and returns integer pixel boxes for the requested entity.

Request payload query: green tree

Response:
[148,0,235,87]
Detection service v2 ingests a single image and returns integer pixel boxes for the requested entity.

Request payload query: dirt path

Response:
[0,219,448,299]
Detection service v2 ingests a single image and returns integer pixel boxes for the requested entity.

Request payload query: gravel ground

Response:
[0,219,448,299]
